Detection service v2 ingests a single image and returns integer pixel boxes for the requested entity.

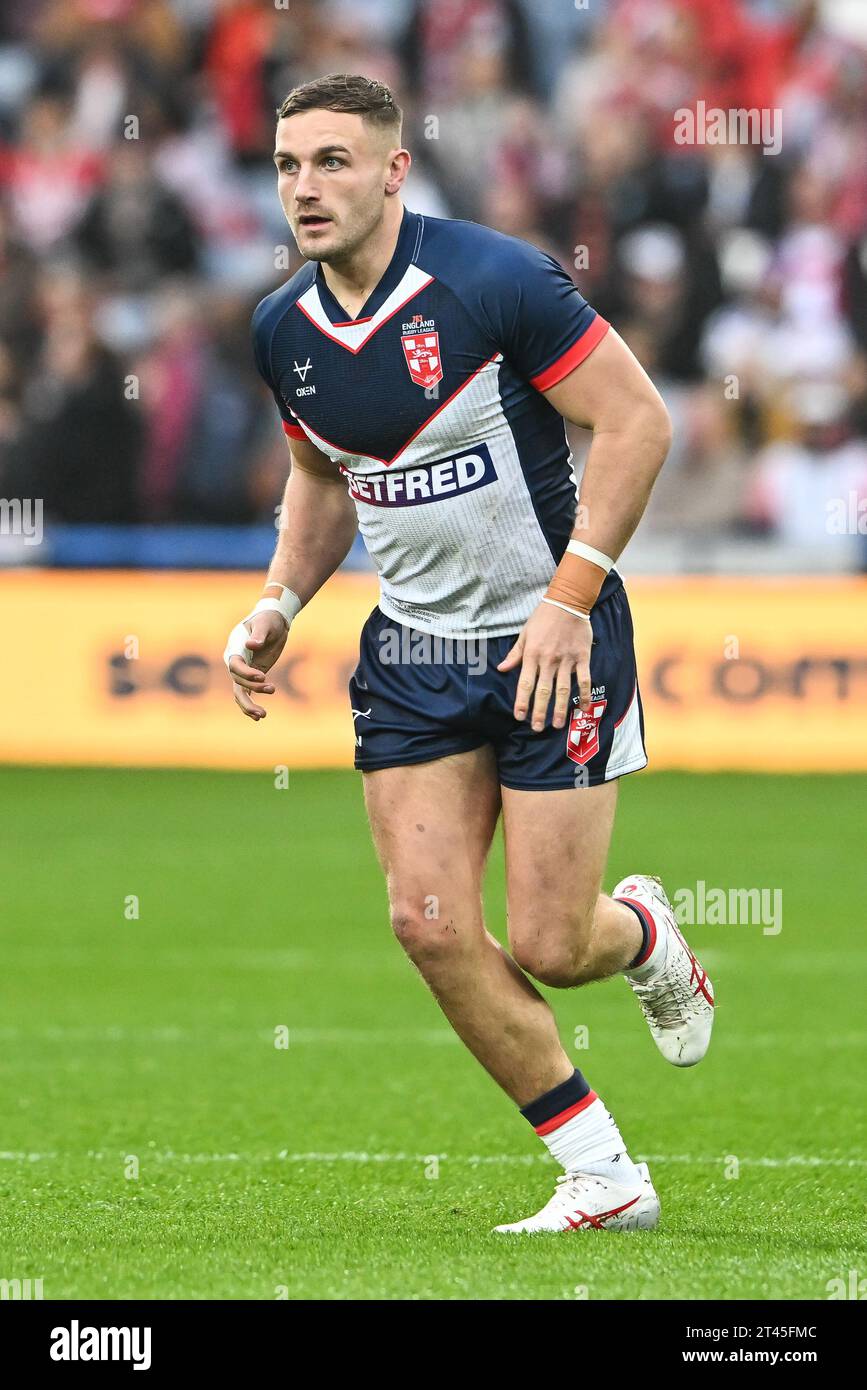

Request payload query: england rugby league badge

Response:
[400,313,443,389]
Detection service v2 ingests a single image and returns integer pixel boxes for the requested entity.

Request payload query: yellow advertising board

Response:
[1,570,865,771]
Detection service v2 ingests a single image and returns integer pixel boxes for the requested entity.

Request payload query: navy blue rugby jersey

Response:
[251,207,619,639]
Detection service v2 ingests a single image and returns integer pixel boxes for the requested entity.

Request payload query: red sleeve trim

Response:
[530,315,611,392]
[282,419,306,440]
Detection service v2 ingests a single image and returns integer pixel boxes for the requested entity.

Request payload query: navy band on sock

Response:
[622,899,652,969]
[520,1069,591,1129]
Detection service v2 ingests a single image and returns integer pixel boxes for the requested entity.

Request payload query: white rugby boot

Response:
[493,1163,659,1234]
[614,873,715,1067]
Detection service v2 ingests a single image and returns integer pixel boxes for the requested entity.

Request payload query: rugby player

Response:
[224,74,714,1233]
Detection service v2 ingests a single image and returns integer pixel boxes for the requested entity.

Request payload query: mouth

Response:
[297,213,332,232]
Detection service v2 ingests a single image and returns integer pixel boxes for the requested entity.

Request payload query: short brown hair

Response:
[277,73,402,138]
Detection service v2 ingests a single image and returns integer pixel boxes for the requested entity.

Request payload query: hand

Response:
[226,610,289,721]
[497,601,593,731]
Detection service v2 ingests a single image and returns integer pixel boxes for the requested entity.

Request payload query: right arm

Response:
[227,435,357,720]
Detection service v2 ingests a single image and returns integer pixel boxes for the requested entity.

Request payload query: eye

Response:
[323,157,344,170]
[278,159,296,174]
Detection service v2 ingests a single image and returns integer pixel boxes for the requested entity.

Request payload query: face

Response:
[274,109,407,264]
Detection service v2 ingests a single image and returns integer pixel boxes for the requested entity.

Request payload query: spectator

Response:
[3,266,141,522]
[0,0,864,570]
[744,383,867,553]
[0,95,104,252]
[75,140,201,290]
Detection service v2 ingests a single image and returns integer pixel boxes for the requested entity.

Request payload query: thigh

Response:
[363,745,501,925]
[501,779,619,960]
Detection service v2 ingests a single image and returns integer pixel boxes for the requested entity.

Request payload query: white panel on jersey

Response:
[296,265,434,353]
[605,684,648,779]
[299,357,572,639]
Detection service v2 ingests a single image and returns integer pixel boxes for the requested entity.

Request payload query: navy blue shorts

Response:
[348,584,647,790]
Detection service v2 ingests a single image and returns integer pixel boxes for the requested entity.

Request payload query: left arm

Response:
[497,328,672,730]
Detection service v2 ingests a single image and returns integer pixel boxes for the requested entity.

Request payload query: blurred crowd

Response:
[1,0,867,564]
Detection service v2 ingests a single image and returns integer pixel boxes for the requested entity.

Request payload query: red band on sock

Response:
[617,896,657,966]
[534,1090,597,1136]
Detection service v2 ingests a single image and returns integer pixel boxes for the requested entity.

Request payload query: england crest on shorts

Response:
[400,328,443,389]
[566,698,607,765]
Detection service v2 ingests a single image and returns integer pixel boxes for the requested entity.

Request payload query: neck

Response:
[321,199,405,312]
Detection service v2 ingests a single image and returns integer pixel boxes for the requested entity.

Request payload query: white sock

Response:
[539,1096,642,1185]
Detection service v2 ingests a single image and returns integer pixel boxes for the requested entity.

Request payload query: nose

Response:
[293,164,320,205]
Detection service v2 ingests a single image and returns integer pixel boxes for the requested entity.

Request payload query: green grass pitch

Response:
[1,766,865,1300]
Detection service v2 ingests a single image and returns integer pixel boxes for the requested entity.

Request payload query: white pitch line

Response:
[273,1152,867,1169]
[0,1025,460,1045]
[0,1025,864,1050]
[637,1154,867,1169]
[0,1150,864,1169]
[4,948,406,974]
[0,1151,59,1162]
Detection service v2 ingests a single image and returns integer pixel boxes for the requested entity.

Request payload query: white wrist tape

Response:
[224,621,255,670]
[249,585,302,627]
[541,597,592,622]
[223,585,302,672]
[566,539,615,573]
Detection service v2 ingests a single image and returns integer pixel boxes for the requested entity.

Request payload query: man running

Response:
[224,73,714,1234]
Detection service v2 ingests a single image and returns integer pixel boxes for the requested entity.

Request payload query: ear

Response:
[385,148,411,196]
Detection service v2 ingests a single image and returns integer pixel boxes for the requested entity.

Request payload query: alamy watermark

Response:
[1,1276,44,1299]
[826,1269,866,1300]
[0,497,43,546]
[673,880,782,936]
[378,625,488,676]
[50,1322,152,1370]
[674,102,782,157]
[826,492,867,535]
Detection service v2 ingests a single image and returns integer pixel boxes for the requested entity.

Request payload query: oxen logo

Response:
[566,699,607,765]
[401,329,443,388]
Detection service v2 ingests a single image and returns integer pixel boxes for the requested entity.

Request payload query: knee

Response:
[512,943,589,988]
[390,902,461,969]
[512,915,596,988]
